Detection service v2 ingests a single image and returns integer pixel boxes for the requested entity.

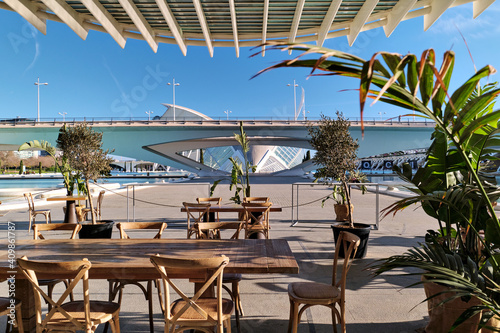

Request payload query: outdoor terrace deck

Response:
[0,175,434,332]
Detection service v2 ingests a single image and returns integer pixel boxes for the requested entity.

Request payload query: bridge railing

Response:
[0,116,436,126]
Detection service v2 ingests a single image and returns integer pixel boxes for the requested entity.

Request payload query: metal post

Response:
[126,185,130,222]
[375,184,380,229]
[34,77,48,122]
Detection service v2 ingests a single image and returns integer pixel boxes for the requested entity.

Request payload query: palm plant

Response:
[228,122,256,204]
[18,140,83,196]
[254,42,500,330]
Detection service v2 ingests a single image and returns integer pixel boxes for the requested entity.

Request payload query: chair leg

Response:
[155,279,165,314]
[28,214,33,232]
[15,303,24,333]
[108,318,116,333]
[225,318,232,333]
[340,302,346,333]
[147,280,154,333]
[232,281,243,317]
[332,307,338,333]
[62,280,74,302]
[290,300,300,333]
[47,284,55,311]
[104,281,121,333]
[288,298,297,333]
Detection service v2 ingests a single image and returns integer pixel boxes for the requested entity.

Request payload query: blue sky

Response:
[1,2,499,122]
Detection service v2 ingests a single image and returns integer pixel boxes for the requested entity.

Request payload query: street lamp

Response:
[167,78,180,121]
[378,112,386,120]
[287,80,298,120]
[34,77,48,122]
[224,110,232,120]
[58,112,67,122]
[145,110,153,121]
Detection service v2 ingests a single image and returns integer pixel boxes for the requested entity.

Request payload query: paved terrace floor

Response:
[0,176,435,332]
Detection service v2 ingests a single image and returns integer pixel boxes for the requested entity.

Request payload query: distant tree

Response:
[39,162,42,174]
[19,160,23,175]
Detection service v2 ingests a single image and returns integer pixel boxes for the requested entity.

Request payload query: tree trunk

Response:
[86,180,96,224]
[343,181,354,227]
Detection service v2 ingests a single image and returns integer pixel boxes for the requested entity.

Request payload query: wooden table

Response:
[181,204,282,213]
[0,238,298,331]
[46,195,87,224]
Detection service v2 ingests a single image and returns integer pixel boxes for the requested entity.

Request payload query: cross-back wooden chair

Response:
[197,197,222,222]
[107,222,167,333]
[194,222,241,240]
[81,190,105,221]
[150,255,234,333]
[17,256,120,333]
[33,223,82,240]
[194,222,244,333]
[183,202,211,239]
[0,296,24,333]
[287,231,360,333]
[24,193,51,231]
[242,197,269,203]
[33,223,82,311]
[241,202,272,239]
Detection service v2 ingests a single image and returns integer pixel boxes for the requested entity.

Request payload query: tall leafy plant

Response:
[308,112,359,227]
[254,42,500,329]
[229,122,256,204]
[56,123,114,224]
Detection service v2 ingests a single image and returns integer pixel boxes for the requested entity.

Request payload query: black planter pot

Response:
[331,223,371,258]
[79,220,114,239]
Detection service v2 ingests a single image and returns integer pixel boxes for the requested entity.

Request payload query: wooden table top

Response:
[46,195,88,201]
[1,239,298,280]
[181,204,282,213]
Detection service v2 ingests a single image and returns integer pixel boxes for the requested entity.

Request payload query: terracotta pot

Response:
[423,279,500,332]
[334,203,353,221]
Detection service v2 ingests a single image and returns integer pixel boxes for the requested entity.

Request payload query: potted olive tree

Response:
[308,112,371,258]
[56,123,114,238]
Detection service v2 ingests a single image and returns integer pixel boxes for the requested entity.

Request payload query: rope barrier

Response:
[1,179,332,210]
[93,182,331,209]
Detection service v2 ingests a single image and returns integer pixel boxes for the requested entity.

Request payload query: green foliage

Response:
[308,111,359,226]
[57,123,114,224]
[38,162,42,175]
[228,122,256,204]
[256,42,500,330]
[19,140,78,196]
[18,160,23,175]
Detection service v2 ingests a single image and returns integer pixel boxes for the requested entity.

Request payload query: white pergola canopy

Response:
[0,0,495,57]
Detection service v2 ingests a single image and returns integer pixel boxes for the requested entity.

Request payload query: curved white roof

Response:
[160,104,213,121]
[0,0,493,57]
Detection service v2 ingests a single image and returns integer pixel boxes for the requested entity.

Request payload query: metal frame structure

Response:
[0,0,494,56]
